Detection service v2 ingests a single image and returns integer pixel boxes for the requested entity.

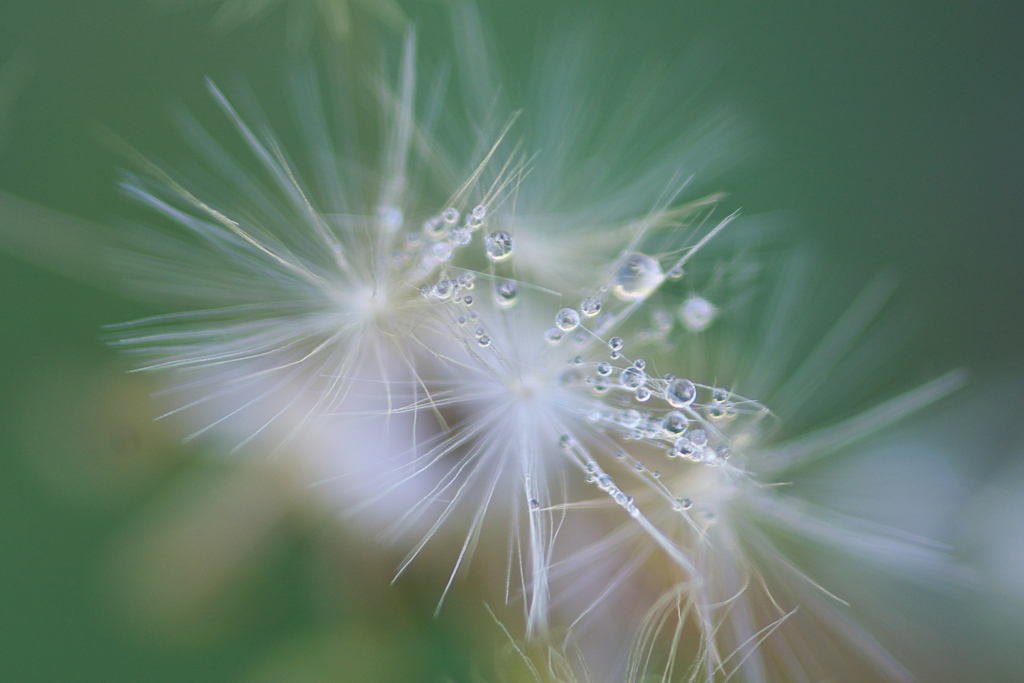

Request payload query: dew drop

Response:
[712,388,730,403]
[680,295,718,332]
[559,435,573,449]
[431,279,455,300]
[457,272,476,289]
[463,295,474,305]
[555,308,581,332]
[544,328,565,345]
[667,264,685,280]
[618,409,642,428]
[442,207,460,224]
[596,474,613,490]
[423,216,446,239]
[452,228,472,246]
[484,231,514,262]
[665,378,697,408]
[635,386,651,402]
[688,429,708,447]
[609,337,624,351]
[529,498,540,511]
[495,280,518,308]
[581,297,602,317]
[596,362,612,377]
[456,315,466,325]
[661,411,689,436]
[633,358,646,370]
[619,366,646,391]
[477,335,491,347]
[471,204,487,220]
[635,462,645,472]
[612,252,664,301]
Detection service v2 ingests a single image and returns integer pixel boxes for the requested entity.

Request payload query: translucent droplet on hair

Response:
[484,231,513,262]
[661,411,688,436]
[612,252,664,301]
[544,328,565,345]
[495,280,518,308]
[477,335,491,347]
[635,386,651,402]
[555,308,580,332]
[581,298,601,317]
[559,435,573,449]
[665,378,697,408]
[609,337,624,351]
[529,498,540,511]
[423,216,446,239]
[619,366,646,391]
[680,295,718,332]
[667,264,685,280]
[712,387,730,403]
[596,362,612,377]
[442,207,460,224]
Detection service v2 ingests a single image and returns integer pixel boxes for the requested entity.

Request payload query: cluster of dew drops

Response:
[415,203,765,519]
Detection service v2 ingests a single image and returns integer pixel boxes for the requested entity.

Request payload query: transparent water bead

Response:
[635,386,651,402]
[431,279,455,300]
[423,215,446,239]
[609,337,624,351]
[555,308,580,332]
[495,280,518,308]
[680,295,718,332]
[665,378,697,408]
[667,264,685,280]
[596,362,612,377]
[581,297,602,317]
[661,411,689,436]
[484,231,514,262]
[442,207,460,224]
[612,252,664,301]
[466,205,486,230]
[620,366,646,391]
[478,335,491,347]
[544,328,565,345]
[559,435,574,449]
[457,272,475,289]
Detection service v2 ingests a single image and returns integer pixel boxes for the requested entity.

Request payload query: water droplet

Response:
[618,409,642,428]
[423,215,446,239]
[661,411,689,436]
[452,228,472,246]
[596,362,612,377]
[652,470,661,479]
[635,386,651,402]
[707,403,728,420]
[712,388,730,403]
[596,474,613,490]
[477,335,491,347]
[431,241,453,262]
[635,462,645,472]
[555,308,581,332]
[609,337,624,351]
[495,280,518,308]
[559,435,573,449]
[665,378,697,408]
[471,204,487,220]
[572,355,584,365]
[544,328,565,345]
[680,295,718,332]
[667,264,685,280]
[529,498,540,511]
[671,437,696,459]
[612,252,664,301]
[463,295,474,305]
[688,429,708,446]
[581,298,602,317]
[619,366,646,391]
[633,358,646,370]
[457,272,475,289]
[456,315,467,325]
[484,231,514,262]
[442,207,460,224]
[431,279,455,300]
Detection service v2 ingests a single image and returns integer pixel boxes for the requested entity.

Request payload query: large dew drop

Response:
[484,231,514,262]
[495,280,518,308]
[665,378,697,408]
[612,252,664,301]
[555,308,580,332]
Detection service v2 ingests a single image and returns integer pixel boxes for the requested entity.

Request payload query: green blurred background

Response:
[0,1,1021,681]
